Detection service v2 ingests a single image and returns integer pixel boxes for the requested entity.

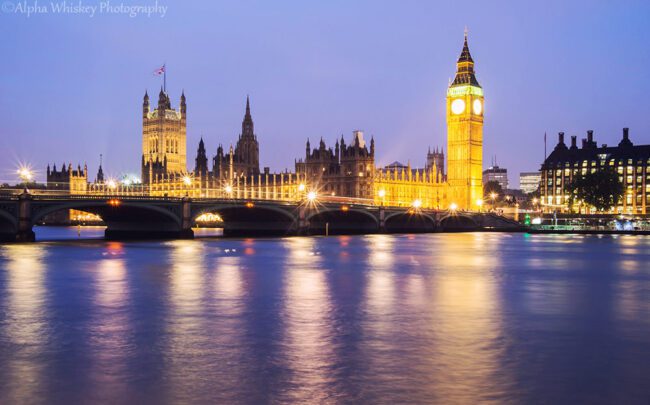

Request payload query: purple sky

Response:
[1,0,649,187]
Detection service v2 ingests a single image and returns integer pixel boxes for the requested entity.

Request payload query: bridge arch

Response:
[193,203,298,236]
[0,208,18,240]
[31,200,184,240]
[439,213,479,231]
[307,207,379,235]
[383,211,437,233]
[31,201,182,226]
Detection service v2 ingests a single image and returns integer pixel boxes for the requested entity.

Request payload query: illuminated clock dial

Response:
[473,99,483,115]
[451,98,465,115]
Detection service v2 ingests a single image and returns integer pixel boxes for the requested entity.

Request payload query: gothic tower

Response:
[141,89,187,183]
[233,96,260,176]
[446,30,484,210]
[194,137,208,176]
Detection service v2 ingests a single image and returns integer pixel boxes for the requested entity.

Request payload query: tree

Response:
[567,169,624,212]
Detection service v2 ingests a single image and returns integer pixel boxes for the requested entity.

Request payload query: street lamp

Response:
[450,203,458,211]
[307,191,317,202]
[476,199,483,212]
[224,185,233,194]
[378,189,386,206]
[298,183,306,192]
[182,176,192,186]
[17,166,34,184]
[412,199,422,208]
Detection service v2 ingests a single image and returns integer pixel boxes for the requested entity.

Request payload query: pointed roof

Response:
[241,95,254,137]
[457,29,473,63]
[451,30,481,87]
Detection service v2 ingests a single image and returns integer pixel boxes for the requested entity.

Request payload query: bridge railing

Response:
[1,185,480,214]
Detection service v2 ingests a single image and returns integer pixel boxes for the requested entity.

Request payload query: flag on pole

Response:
[153,64,166,76]
[153,64,167,92]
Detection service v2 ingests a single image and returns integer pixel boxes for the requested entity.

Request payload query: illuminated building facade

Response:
[295,131,375,199]
[541,128,650,214]
[45,163,94,223]
[426,147,446,181]
[141,89,187,183]
[373,164,447,209]
[446,31,484,210]
[46,163,88,193]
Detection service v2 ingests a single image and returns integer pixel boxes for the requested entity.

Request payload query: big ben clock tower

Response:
[446,30,484,210]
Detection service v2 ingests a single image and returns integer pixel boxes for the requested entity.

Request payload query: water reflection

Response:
[429,233,509,402]
[280,237,336,403]
[87,244,131,401]
[210,254,247,401]
[164,240,209,402]
[0,232,649,403]
[0,244,48,403]
[365,234,397,326]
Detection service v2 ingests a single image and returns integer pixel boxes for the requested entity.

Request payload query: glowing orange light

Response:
[245,202,255,208]
[107,199,121,207]
[341,205,349,212]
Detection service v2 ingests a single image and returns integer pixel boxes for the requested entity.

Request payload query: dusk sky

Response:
[1,0,649,187]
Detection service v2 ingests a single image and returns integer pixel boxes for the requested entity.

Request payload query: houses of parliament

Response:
[49,33,484,211]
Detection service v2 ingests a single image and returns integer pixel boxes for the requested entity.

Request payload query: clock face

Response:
[451,98,465,115]
[473,99,483,115]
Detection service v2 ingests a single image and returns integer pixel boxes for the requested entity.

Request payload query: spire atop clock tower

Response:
[452,30,480,87]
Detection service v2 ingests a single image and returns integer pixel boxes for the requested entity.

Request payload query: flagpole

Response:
[163,63,166,93]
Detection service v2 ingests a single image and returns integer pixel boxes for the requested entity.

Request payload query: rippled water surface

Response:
[1,229,650,404]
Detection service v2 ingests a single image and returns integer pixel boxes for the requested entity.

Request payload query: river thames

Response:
[1,229,649,403]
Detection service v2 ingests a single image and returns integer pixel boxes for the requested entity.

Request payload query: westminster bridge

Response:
[0,190,522,242]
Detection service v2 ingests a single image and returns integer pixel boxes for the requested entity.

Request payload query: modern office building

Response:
[482,166,508,190]
[519,172,541,194]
